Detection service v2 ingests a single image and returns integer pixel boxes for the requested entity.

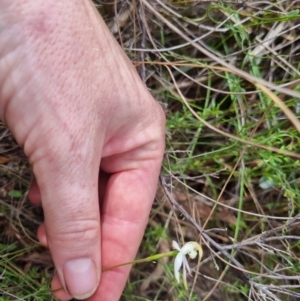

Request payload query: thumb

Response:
[31,139,102,300]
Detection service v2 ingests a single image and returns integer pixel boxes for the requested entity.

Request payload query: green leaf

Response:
[287,9,299,16]
[8,190,23,198]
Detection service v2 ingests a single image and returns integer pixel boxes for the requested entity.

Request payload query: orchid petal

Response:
[181,242,197,255]
[172,240,203,288]
[188,249,197,259]
[174,252,184,283]
[182,260,188,290]
[181,242,202,260]
[183,254,192,276]
[172,240,181,251]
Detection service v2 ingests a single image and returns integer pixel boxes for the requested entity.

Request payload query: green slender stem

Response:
[52,251,179,294]
[102,250,178,272]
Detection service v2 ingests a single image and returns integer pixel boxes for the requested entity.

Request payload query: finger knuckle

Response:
[49,218,99,246]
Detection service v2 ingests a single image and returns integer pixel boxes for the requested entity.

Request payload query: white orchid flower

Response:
[172,240,203,289]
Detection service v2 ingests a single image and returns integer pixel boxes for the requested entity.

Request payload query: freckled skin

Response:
[0,1,165,300]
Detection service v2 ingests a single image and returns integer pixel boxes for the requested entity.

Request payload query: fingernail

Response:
[63,258,98,300]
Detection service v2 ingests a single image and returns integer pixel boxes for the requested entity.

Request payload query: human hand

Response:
[0,0,165,300]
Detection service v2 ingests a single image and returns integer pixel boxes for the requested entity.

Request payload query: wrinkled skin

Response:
[0,0,165,300]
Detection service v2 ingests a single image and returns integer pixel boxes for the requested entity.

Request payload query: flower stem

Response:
[102,250,178,272]
[52,251,179,294]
